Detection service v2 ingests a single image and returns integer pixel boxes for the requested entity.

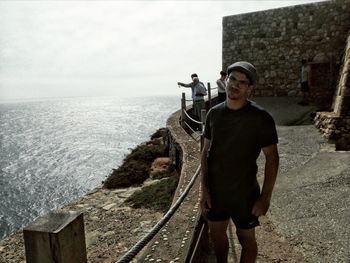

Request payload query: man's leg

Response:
[208,220,230,263]
[193,102,200,121]
[236,228,257,263]
[198,100,205,130]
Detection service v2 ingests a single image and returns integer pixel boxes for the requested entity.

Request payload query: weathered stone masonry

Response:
[223,0,350,149]
[315,32,350,150]
[222,0,350,102]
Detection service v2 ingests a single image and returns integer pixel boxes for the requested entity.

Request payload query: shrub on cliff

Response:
[150,128,167,140]
[103,160,150,188]
[103,138,168,189]
[125,175,179,212]
[151,166,177,180]
[125,144,167,166]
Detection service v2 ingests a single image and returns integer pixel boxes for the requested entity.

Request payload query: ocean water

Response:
[0,95,180,240]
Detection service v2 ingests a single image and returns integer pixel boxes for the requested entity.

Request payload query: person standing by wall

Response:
[299,59,311,105]
[216,70,227,103]
[200,61,279,263]
[178,73,207,122]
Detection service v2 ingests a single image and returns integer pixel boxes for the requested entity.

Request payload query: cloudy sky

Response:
[0,0,325,101]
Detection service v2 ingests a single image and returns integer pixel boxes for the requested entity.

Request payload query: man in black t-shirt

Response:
[200,61,279,263]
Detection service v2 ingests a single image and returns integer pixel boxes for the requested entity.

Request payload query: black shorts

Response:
[205,208,259,229]
[301,81,309,92]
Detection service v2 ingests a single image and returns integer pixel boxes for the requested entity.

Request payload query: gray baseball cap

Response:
[227,61,258,85]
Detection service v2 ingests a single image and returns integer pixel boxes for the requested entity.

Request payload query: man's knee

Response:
[236,228,257,249]
[239,237,257,250]
[208,220,229,239]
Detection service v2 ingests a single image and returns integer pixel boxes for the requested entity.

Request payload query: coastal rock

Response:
[86,230,101,246]
[150,157,172,177]
[102,203,117,210]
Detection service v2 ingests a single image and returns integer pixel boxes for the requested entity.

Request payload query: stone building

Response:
[222,0,350,149]
[222,0,350,105]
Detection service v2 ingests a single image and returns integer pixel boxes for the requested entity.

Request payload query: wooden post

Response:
[207,82,212,109]
[23,211,87,263]
[200,109,206,150]
[181,92,186,128]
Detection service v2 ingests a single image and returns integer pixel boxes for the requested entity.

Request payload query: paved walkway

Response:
[253,97,349,262]
[197,97,349,262]
[252,96,317,126]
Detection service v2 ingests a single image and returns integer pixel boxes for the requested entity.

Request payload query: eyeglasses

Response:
[227,75,250,88]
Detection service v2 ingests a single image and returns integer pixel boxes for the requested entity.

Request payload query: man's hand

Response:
[251,195,270,217]
[177,82,183,87]
[200,188,212,214]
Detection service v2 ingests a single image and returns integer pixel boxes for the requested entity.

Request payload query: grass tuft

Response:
[104,160,150,188]
[103,129,168,189]
[125,176,179,213]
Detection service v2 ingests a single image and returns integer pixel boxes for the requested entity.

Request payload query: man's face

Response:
[225,71,252,101]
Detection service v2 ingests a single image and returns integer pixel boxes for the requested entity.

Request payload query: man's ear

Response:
[247,85,254,98]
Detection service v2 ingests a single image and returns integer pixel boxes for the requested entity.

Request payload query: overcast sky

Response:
[0,0,326,101]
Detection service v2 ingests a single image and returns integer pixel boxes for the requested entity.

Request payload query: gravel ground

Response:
[0,185,163,263]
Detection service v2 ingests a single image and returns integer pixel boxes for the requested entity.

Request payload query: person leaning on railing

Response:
[178,73,207,122]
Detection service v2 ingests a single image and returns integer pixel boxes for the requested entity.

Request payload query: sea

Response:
[0,95,180,240]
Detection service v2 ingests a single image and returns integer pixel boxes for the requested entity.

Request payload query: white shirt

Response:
[301,65,310,83]
[216,78,226,93]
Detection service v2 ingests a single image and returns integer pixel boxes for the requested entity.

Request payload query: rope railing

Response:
[184,120,198,135]
[21,83,216,263]
[183,109,203,125]
[184,121,201,142]
[115,166,201,263]
[182,106,205,142]
[180,82,214,141]
[115,83,215,263]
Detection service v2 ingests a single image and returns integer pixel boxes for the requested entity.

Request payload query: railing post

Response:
[207,82,211,109]
[23,211,87,263]
[181,92,186,129]
[200,109,206,150]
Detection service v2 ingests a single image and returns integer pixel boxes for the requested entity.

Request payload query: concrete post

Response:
[23,211,87,263]
[181,92,186,128]
[200,109,206,150]
[207,82,211,109]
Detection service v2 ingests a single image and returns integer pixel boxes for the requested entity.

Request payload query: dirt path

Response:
[0,187,308,263]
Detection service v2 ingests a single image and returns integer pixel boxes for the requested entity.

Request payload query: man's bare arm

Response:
[252,143,279,216]
[177,82,192,88]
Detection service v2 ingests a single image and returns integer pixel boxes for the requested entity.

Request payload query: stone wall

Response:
[315,32,350,150]
[222,0,350,106]
[332,33,350,117]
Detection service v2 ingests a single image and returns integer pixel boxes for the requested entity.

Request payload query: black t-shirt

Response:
[204,101,278,209]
